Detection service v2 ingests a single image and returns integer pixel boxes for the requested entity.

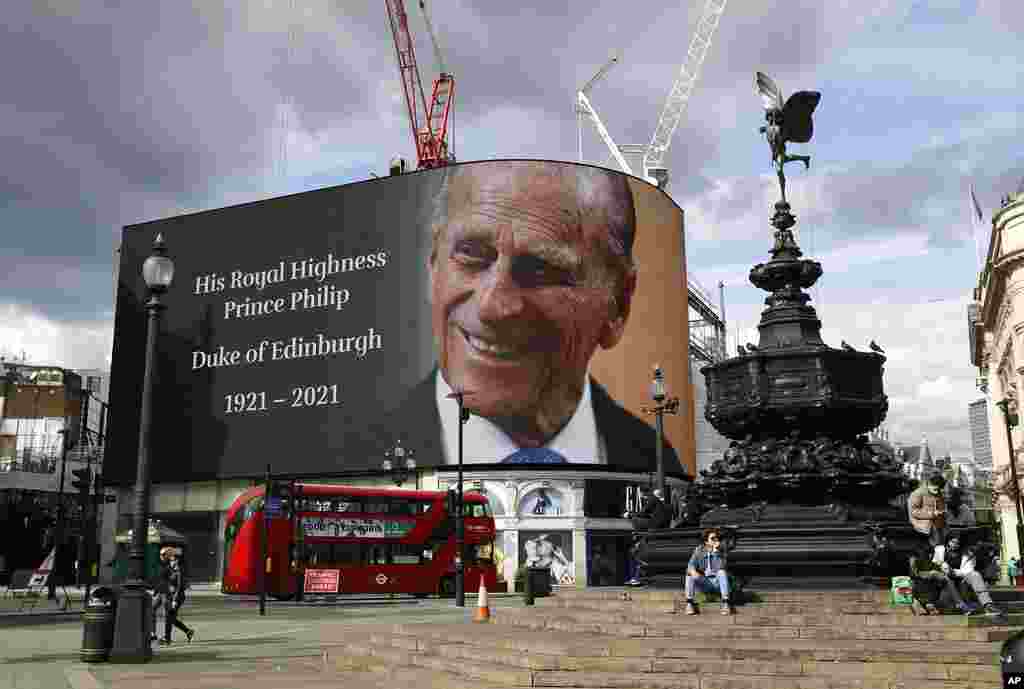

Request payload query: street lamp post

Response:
[446,389,474,607]
[49,424,72,601]
[641,365,680,498]
[996,398,1024,561]
[111,233,174,663]
[383,440,417,487]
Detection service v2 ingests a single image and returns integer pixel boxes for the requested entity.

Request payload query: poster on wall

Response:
[109,159,690,483]
[519,530,575,586]
[520,487,563,516]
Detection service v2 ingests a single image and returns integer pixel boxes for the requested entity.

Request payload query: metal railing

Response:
[0,452,58,475]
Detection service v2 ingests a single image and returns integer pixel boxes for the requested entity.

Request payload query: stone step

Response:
[546,588,1024,615]
[329,627,1002,687]
[540,597,939,618]
[537,595,910,616]
[385,622,1003,665]
[689,674,991,689]
[493,608,1015,642]
[331,651,521,689]
[332,638,536,686]
[555,588,891,604]
[526,600,1020,629]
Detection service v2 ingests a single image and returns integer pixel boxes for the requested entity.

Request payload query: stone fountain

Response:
[643,73,919,587]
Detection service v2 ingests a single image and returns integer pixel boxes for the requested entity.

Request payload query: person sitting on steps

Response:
[908,540,972,616]
[939,534,1006,620]
[684,527,733,616]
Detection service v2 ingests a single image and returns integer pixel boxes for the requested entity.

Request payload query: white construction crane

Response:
[575,55,633,175]
[576,0,728,190]
[643,0,728,189]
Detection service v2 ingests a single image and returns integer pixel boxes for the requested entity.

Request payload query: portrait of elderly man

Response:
[372,160,681,471]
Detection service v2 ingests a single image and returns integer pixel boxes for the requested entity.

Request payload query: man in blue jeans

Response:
[684,527,732,615]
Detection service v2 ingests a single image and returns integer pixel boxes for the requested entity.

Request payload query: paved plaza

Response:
[0,589,525,689]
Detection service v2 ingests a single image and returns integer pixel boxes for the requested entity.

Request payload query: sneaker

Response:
[957,603,975,616]
[925,603,939,615]
[983,604,1008,620]
[625,579,641,587]
[720,600,734,615]
[911,599,929,616]
[159,638,172,645]
[684,601,698,616]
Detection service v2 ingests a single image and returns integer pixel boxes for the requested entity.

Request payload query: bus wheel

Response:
[438,576,456,598]
[413,592,429,599]
[270,592,295,601]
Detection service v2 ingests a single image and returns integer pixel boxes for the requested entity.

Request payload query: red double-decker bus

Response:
[221,484,500,599]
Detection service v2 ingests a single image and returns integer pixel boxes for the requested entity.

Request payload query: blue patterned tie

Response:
[501,447,568,464]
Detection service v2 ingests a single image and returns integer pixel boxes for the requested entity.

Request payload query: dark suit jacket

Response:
[368,370,685,475]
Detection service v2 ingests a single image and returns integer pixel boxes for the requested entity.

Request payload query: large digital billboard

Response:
[108,160,693,484]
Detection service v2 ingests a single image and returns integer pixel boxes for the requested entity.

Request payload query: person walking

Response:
[624,533,645,587]
[150,548,171,644]
[154,547,194,645]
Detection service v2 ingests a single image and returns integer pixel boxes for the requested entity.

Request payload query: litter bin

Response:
[81,587,117,663]
[1001,627,1024,687]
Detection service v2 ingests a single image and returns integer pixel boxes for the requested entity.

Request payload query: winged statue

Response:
[756,72,821,204]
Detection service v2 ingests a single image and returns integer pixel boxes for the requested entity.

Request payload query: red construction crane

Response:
[384,0,455,170]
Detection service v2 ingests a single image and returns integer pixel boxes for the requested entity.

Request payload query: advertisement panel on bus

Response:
[108,160,692,483]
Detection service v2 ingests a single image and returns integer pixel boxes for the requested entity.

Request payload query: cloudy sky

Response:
[2,0,1021,459]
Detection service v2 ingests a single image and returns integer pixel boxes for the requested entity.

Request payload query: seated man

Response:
[684,527,733,615]
[939,535,1006,619]
[908,542,971,616]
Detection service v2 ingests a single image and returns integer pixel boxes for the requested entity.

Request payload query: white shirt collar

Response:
[434,370,606,465]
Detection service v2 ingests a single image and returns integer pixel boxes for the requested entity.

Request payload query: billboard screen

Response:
[108,159,692,484]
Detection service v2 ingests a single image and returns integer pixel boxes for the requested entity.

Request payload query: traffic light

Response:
[71,467,92,498]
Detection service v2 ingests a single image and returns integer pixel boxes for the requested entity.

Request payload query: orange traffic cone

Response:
[473,580,490,622]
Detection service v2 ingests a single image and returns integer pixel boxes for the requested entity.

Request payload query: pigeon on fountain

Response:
[737,345,747,357]
[745,343,760,353]
[840,340,856,352]
[868,340,885,354]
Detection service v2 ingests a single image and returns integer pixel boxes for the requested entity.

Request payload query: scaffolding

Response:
[687,276,725,366]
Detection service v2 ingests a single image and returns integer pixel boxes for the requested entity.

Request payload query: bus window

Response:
[389,544,423,564]
[465,502,491,518]
[336,499,361,513]
[389,501,416,516]
[466,542,493,564]
[306,543,362,567]
[242,495,264,522]
[306,543,331,567]
[333,543,361,565]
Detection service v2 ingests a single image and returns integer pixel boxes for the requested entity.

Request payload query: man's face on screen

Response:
[429,162,634,446]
